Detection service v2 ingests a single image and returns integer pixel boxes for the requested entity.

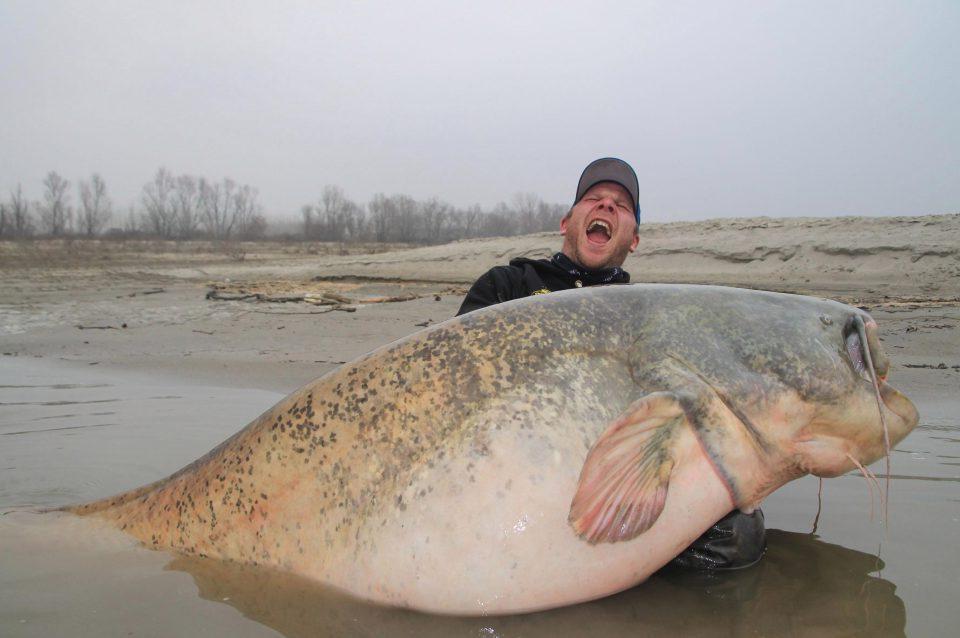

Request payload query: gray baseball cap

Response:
[575,157,641,223]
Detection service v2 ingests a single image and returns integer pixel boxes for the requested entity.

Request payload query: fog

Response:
[1,0,957,222]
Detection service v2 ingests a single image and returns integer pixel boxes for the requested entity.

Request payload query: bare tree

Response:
[481,202,517,238]
[393,195,419,243]
[123,205,140,234]
[141,168,178,238]
[9,185,35,237]
[319,185,347,241]
[312,186,362,242]
[172,175,202,239]
[77,173,113,237]
[320,185,346,217]
[366,193,419,243]
[301,204,315,239]
[460,204,483,239]
[512,192,541,235]
[0,200,31,238]
[38,171,72,236]
[368,193,392,243]
[231,183,262,238]
[239,213,268,240]
[199,178,263,239]
[536,200,566,231]
[199,178,230,239]
[421,197,452,244]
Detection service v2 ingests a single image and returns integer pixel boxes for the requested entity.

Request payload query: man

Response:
[457,158,637,315]
[457,157,766,570]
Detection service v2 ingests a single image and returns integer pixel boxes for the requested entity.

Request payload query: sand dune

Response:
[5,214,953,302]
[301,214,959,301]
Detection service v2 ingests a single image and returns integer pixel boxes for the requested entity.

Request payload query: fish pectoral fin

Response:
[569,391,687,544]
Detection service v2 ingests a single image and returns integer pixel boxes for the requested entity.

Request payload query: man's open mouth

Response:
[586,219,611,245]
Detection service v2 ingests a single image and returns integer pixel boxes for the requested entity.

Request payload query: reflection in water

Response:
[169,530,904,638]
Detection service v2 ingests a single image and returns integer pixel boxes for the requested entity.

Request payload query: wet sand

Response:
[1,221,958,637]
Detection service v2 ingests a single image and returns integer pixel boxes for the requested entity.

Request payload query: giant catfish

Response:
[69,284,919,615]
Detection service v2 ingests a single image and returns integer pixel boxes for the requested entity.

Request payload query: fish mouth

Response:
[878,382,919,429]
[586,218,612,245]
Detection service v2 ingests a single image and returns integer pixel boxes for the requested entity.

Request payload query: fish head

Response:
[792,308,919,478]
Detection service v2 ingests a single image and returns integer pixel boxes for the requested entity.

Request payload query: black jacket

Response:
[456,253,631,316]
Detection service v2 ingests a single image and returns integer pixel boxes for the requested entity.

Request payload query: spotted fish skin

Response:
[69,284,918,614]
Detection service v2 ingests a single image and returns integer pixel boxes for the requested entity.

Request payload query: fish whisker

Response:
[845,452,882,521]
[855,315,891,525]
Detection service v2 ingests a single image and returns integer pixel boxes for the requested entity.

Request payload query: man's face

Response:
[560,182,640,271]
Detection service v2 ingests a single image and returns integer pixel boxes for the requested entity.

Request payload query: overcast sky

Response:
[1,1,957,222]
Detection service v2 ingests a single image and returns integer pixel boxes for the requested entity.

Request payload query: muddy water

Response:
[1,357,957,637]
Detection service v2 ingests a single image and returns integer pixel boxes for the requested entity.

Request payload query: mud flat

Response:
[1,214,958,636]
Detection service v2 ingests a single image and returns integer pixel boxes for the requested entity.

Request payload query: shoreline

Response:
[1,214,957,394]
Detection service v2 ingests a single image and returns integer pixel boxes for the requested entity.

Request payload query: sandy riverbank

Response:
[1,214,957,393]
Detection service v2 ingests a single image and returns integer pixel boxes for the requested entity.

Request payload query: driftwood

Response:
[205,290,257,302]
[357,293,420,304]
[206,287,427,307]
[205,290,314,304]
[315,292,351,304]
[306,291,421,305]
[248,306,357,315]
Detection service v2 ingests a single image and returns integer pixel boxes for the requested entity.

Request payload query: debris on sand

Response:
[204,281,464,311]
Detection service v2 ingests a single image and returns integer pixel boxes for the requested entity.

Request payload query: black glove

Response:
[670,508,766,570]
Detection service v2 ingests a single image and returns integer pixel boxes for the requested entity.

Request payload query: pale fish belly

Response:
[317,419,734,615]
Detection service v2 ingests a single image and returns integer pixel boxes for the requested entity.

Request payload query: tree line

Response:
[301,186,566,244]
[0,169,266,241]
[0,170,569,244]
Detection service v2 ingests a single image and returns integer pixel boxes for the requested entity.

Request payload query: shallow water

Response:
[1,357,957,637]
